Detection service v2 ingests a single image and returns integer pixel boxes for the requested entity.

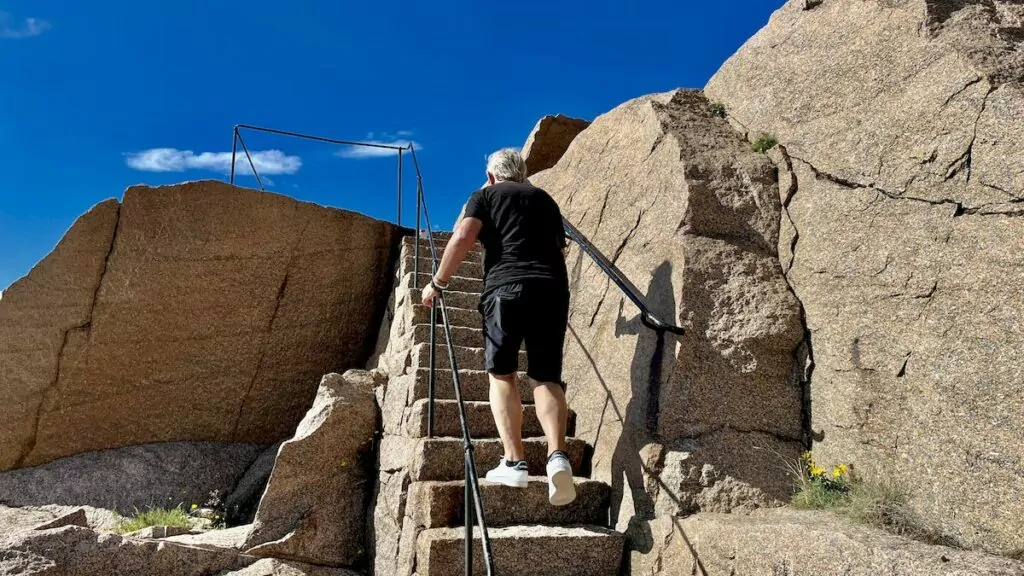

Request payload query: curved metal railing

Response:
[562,218,685,336]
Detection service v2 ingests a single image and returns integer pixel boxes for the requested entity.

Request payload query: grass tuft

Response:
[791,476,852,509]
[114,506,192,535]
[710,102,727,118]
[751,133,779,153]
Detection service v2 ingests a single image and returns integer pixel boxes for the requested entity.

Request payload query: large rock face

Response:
[706,0,1024,553]
[0,442,262,512]
[244,370,379,567]
[0,181,401,471]
[633,509,1024,576]
[530,90,806,544]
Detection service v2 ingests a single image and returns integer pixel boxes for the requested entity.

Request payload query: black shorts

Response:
[479,280,569,385]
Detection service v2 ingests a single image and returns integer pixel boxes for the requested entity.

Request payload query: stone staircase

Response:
[373,233,624,576]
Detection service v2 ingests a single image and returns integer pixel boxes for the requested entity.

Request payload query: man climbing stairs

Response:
[374,233,624,576]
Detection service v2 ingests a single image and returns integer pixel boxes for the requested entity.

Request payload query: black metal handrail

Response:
[409,144,496,576]
[562,218,685,336]
[228,124,407,226]
[227,125,495,576]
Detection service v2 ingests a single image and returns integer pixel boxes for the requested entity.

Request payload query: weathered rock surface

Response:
[632,509,1024,576]
[0,180,401,471]
[707,0,1024,553]
[243,370,379,567]
[529,89,805,537]
[31,508,87,531]
[0,442,262,512]
[522,114,591,177]
[166,525,253,550]
[0,525,250,576]
[219,558,360,576]
[0,504,119,533]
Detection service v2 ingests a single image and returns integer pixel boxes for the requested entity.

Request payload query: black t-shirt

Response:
[463,181,568,294]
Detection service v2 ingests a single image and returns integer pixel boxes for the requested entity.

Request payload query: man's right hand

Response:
[421,283,441,308]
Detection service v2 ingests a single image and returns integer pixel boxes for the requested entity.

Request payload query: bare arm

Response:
[422,217,483,307]
[435,217,482,283]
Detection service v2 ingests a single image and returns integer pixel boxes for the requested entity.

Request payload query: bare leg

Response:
[532,381,568,456]
[489,372,525,461]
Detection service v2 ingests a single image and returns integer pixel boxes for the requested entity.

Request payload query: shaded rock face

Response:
[244,370,380,567]
[0,442,262,512]
[225,441,284,526]
[707,0,1024,553]
[0,180,402,471]
[632,509,1024,576]
[522,114,591,177]
[530,90,805,537]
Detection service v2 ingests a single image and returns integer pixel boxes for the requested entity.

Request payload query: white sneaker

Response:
[484,458,528,488]
[546,451,577,506]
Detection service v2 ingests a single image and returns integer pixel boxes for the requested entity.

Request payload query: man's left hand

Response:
[421,284,441,308]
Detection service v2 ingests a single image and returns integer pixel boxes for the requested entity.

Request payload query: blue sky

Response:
[0,0,783,290]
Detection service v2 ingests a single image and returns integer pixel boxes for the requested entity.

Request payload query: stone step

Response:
[416,525,624,576]
[401,272,484,295]
[405,399,576,438]
[412,324,482,349]
[411,304,480,329]
[401,252,484,279]
[411,437,590,482]
[408,368,533,403]
[402,237,484,263]
[412,343,526,373]
[409,478,610,529]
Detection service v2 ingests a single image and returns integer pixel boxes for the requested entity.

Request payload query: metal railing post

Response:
[428,303,437,438]
[415,160,421,289]
[465,455,473,575]
[230,128,238,185]
[398,149,403,228]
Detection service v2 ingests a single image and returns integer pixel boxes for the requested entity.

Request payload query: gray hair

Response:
[486,148,527,183]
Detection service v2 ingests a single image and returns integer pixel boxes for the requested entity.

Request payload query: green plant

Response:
[710,102,727,118]
[790,452,961,548]
[751,133,779,153]
[791,451,852,510]
[114,506,192,534]
[847,477,913,532]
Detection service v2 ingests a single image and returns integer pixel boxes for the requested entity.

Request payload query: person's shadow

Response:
[609,261,677,551]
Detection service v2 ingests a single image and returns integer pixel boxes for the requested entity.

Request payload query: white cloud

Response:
[125,148,302,176]
[335,132,421,159]
[0,13,52,39]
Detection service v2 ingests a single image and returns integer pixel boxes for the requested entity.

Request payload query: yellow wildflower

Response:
[833,464,849,478]
[190,504,198,511]
[800,451,813,462]
[809,464,826,478]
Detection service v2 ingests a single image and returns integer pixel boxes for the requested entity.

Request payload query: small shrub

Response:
[710,102,727,118]
[790,452,960,548]
[791,451,852,510]
[752,133,779,153]
[847,478,913,532]
[114,506,192,534]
